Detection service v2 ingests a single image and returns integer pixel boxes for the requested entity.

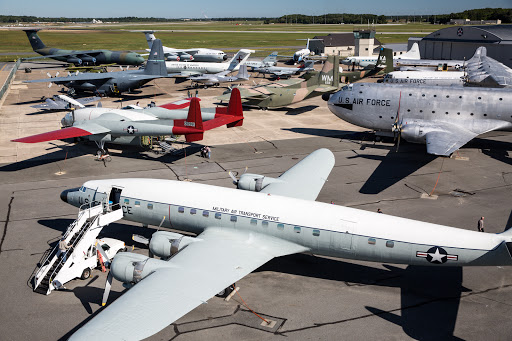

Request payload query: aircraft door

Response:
[330,219,356,253]
[109,187,122,211]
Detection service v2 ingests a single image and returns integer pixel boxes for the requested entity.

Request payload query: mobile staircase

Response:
[32,202,123,295]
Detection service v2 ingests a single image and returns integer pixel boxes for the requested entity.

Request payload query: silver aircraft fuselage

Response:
[328,83,512,135]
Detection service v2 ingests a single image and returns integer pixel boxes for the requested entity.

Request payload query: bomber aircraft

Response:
[58,148,512,340]
[23,29,144,66]
[25,40,168,96]
[143,31,227,62]
[12,88,244,155]
[326,82,512,156]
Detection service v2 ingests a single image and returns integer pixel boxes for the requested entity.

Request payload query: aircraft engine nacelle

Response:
[179,53,193,61]
[149,231,197,258]
[401,123,438,144]
[66,57,82,65]
[81,55,97,64]
[166,55,181,61]
[110,252,169,284]
[237,173,282,192]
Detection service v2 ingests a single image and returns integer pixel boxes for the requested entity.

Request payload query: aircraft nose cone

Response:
[60,187,79,203]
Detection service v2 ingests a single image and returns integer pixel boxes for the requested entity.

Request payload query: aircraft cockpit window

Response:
[312,229,320,237]
[341,84,353,91]
[178,206,185,213]
[79,186,86,192]
[190,208,197,215]
[230,215,237,222]
[386,241,394,248]
[368,238,376,245]
[215,212,222,219]
[203,211,209,217]
[147,203,153,210]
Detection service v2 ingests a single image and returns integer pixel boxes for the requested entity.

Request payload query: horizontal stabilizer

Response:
[159,98,196,110]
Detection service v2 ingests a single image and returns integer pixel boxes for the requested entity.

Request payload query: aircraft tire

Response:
[215,284,235,298]
[81,267,91,280]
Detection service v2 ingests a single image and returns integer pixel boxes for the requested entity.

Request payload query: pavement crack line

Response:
[277,282,512,335]
[0,196,14,255]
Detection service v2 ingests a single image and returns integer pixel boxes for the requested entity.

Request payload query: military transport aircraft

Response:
[24,40,168,96]
[23,29,144,66]
[12,89,244,155]
[254,60,315,79]
[58,148,512,340]
[143,31,227,62]
[342,43,421,68]
[166,49,254,77]
[326,82,512,156]
[465,47,512,88]
[187,64,250,88]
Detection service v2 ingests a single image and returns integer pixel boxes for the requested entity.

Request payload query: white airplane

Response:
[144,31,227,62]
[342,43,421,68]
[381,70,465,86]
[60,149,512,340]
[188,64,250,88]
[280,38,322,64]
[244,51,278,69]
[166,49,254,78]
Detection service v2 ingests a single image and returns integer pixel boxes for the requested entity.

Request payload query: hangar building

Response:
[408,25,512,67]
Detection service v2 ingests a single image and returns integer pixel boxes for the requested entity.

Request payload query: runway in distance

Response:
[24,39,169,96]
[23,29,145,66]
[143,31,227,62]
[59,148,512,340]
[326,82,512,155]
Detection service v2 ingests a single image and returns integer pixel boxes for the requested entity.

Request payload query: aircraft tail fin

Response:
[173,97,203,142]
[226,88,243,127]
[144,39,167,77]
[364,47,394,77]
[227,49,254,71]
[143,31,156,49]
[466,46,486,65]
[263,51,278,65]
[235,64,249,80]
[401,43,420,60]
[317,55,339,87]
[23,29,46,51]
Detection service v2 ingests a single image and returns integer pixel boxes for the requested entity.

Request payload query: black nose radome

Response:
[60,187,79,203]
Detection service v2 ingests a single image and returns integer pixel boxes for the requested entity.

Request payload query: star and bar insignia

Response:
[416,246,458,264]
[124,125,138,134]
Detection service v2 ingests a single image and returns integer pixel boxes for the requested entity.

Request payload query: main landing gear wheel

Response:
[81,267,91,280]
[216,283,236,298]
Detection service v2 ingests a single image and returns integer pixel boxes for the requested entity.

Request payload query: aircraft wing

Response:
[424,120,511,156]
[25,72,115,83]
[312,85,338,93]
[22,50,106,61]
[260,148,335,200]
[69,227,308,341]
[168,71,204,78]
[31,99,64,110]
[11,122,110,143]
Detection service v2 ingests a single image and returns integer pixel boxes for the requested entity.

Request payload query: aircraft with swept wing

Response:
[144,31,227,62]
[187,64,250,88]
[31,94,100,110]
[23,29,144,66]
[244,51,278,69]
[12,89,244,155]
[58,148,512,340]
[254,60,315,79]
[24,39,169,96]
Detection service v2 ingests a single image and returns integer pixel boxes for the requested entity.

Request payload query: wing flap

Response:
[69,228,307,340]
[261,148,335,200]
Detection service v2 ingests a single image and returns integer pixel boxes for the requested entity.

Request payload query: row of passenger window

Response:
[177,206,324,236]
[123,199,154,209]
[368,237,394,248]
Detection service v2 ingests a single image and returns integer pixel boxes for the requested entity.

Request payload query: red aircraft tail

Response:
[213,88,244,128]
[172,97,204,142]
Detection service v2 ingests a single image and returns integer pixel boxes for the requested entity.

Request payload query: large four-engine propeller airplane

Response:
[59,148,512,340]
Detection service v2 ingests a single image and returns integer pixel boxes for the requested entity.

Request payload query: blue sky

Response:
[1,0,510,18]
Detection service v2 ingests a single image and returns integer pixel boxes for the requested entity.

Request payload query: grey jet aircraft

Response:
[254,60,315,79]
[25,40,168,96]
[188,64,249,88]
[326,82,512,156]
[244,51,278,69]
[23,29,144,66]
[31,94,100,110]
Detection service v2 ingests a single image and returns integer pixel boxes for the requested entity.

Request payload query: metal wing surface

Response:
[69,227,308,341]
[31,98,63,110]
[26,72,115,83]
[12,122,110,143]
[261,148,335,201]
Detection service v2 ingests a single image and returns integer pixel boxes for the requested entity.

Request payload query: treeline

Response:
[429,8,512,24]
[0,8,510,24]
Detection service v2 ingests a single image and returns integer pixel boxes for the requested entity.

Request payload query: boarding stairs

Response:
[32,202,123,295]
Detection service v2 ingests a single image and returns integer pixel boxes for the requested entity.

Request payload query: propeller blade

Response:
[102,271,113,306]
[67,72,71,76]
[55,71,60,78]
[46,72,51,78]
[97,243,111,266]
[48,82,53,88]
[396,132,401,152]
[243,166,248,174]
[75,71,79,76]
[96,101,102,108]
[119,65,123,71]
[132,234,149,245]
[228,171,238,185]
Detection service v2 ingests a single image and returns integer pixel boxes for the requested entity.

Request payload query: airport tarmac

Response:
[0,61,511,340]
